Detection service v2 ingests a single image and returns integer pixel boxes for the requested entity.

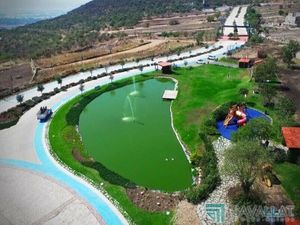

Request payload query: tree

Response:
[107,45,113,54]
[56,76,62,87]
[195,31,204,45]
[184,60,188,67]
[16,94,24,104]
[37,84,44,94]
[258,84,276,106]
[282,46,294,68]
[79,83,84,94]
[135,58,140,66]
[239,88,249,98]
[104,65,109,73]
[120,60,125,69]
[222,141,269,197]
[207,15,215,22]
[232,118,273,142]
[138,65,144,72]
[282,40,300,67]
[276,96,296,117]
[176,50,181,57]
[253,57,277,82]
[109,74,114,83]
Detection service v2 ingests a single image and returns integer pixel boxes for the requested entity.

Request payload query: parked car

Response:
[37,106,52,122]
[208,55,218,61]
[196,59,206,64]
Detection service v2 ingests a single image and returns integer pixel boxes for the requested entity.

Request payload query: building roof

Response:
[158,61,172,67]
[282,127,300,149]
[239,58,251,63]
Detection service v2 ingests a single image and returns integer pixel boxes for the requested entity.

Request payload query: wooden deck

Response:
[162,90,178,100]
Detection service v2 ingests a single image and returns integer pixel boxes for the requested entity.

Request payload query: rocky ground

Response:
[197,137,238,225]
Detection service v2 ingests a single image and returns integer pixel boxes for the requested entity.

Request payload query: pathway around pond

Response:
[0,78,131,225]
[197,137,238,225]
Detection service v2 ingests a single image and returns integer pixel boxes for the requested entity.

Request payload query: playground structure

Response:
[223,104,247,127]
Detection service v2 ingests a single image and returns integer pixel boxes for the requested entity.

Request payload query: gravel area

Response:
[197,137,238,225]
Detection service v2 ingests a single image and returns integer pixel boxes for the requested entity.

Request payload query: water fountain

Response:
[122,95,135,122]
[129,76,139,96]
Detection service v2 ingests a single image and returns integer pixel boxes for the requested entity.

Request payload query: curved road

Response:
[0,39,245,225]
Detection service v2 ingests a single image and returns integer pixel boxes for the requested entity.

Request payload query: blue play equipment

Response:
[216,108,270,140]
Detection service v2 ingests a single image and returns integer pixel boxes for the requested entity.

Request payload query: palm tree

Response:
[37,84,44,95]
[16,94,24,104]
[79,83,84,94]
[56,76,62,88]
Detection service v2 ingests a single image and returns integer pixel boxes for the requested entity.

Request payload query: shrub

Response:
[0,117,20,130]
[270,148,287,163]
[32,96,43,103]
[169,19,179,25]
[54,87,60,93]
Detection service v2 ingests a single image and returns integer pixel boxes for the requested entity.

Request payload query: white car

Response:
[208,55,218,61]
[196,59,206,64]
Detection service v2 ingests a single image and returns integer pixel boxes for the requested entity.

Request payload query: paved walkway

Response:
[223,6,248,36]
[0,166,104,225]
[0,75,131,225]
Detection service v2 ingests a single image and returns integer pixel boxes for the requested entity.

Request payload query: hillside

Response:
[0,0,252,61]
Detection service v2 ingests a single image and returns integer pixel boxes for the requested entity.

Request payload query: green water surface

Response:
[79,78,192,192]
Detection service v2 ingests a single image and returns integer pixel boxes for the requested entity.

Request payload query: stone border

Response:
[157,76,191,163]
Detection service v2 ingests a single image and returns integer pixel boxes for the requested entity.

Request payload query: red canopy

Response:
[158,61,172,67]
[239,58,251,63]
[282,127,300,149]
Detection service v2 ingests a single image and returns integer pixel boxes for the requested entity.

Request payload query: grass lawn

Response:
[274,162,300,217]
[219,57,238,65]
[172,65,253,154]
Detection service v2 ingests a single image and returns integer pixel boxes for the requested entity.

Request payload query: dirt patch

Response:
[173,200,201,225]
[72,148,94,163]
[0,63,32,98]
[187,106,215,124]
[34,39,192,83]
[256,181,293,208]
[278,68,300,122]
[126,187,181,212]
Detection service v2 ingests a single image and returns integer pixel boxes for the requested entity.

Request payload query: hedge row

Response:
[185,101,239,204]
[185,133,221,204]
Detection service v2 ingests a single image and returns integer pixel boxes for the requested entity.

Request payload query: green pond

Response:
[79,78,192,192]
